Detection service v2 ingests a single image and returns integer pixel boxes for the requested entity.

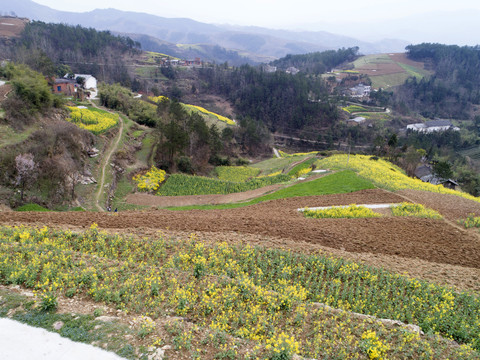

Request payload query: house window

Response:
[57,86,62,92]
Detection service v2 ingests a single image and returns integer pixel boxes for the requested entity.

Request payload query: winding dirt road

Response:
[93,108,124,211]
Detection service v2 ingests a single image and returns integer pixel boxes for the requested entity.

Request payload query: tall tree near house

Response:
[15,153,37,201]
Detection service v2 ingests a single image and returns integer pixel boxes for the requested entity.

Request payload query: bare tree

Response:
[15,153,37,201]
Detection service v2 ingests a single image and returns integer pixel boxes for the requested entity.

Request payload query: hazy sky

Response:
[31,0,480,30]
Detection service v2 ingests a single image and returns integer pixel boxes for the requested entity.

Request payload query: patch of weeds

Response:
[0,289,139,359]
[137,316,156,339]
[118,344,135,358]
[215,348,238,359]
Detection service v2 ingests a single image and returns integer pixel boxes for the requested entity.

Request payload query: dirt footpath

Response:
[2,189,480,270]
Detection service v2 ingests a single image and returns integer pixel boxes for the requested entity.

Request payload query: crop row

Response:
[66,106,118,135]
[0,225,478,359]
[303,203,442,219]
[215,166,261,182]
[185,104,236,126]
[158,173,291,196]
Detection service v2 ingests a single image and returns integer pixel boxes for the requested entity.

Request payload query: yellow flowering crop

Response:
[1,225,479,359]
[317,154,480,203]
[391,202,443,219]
[185,104,236,125]
[132,166,166,192]
[278,150,318,158]
[148,95,168,104]
[215,166,260,182]
[303,204,382,219]
[66,106,118,135]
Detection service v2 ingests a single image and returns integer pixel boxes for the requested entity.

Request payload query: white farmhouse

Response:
[74,74,97,90]
[65,74,97,90]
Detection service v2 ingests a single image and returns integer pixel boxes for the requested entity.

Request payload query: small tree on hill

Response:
[15,153,37,201]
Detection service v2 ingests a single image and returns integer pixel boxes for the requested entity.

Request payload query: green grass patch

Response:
[0,123,39,148]
[15,203,50,212]
[287,158,316,177]
[166,170,373,210]
[215,166,261,182]
[251,155,312,175]
[256,170,374,201]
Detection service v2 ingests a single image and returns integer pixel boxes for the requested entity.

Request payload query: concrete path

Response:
[0,318,125,360]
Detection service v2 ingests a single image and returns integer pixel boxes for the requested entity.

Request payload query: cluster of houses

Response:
[414,164,459,190]
[263,64,300,75]
[52,74,97,100]
[150,56,203,67]
[349,83,371,98]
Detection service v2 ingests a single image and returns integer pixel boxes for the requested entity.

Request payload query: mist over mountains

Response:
[1,0,412,63]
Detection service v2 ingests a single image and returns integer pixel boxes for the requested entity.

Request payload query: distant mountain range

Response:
[0,0,413,64]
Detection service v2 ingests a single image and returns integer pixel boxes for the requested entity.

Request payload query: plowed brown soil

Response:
[397,189,480,221]
[2,189,480,272]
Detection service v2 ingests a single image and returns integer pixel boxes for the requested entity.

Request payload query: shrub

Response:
[15,203,50,212]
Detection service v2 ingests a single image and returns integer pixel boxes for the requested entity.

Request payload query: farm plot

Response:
[1,189,479,269]
[352,53,431,88]
[1,225,479,359]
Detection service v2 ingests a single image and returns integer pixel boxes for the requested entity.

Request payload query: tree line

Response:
[0,21,141,86]
[394,43,480,119]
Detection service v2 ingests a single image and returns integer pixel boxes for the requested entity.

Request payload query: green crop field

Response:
[352,53,432,89]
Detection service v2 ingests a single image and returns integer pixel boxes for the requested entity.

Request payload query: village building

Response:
[347,116,366,125]
[406,119,459,133]
[264,65,277,73]
[67,74,97,90]
[349,83,371,98]
[414,164,459,190]
[52,78,75,96]
[286,66,300,75]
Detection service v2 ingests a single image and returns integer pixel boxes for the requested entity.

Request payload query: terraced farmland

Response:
[1,154,480,359]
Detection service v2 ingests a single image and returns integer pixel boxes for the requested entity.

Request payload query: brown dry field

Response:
[0,17,28,38]
[388,53,429,70]
[355,61,405,76]
[354,53,429,78]
[2,188,480,292]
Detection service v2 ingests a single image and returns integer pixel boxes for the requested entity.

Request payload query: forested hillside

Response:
[394,43,480,119]
[271,47,359,74]
[0,21,141,85]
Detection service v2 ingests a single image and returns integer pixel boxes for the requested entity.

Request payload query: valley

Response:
[0,6,480,360]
